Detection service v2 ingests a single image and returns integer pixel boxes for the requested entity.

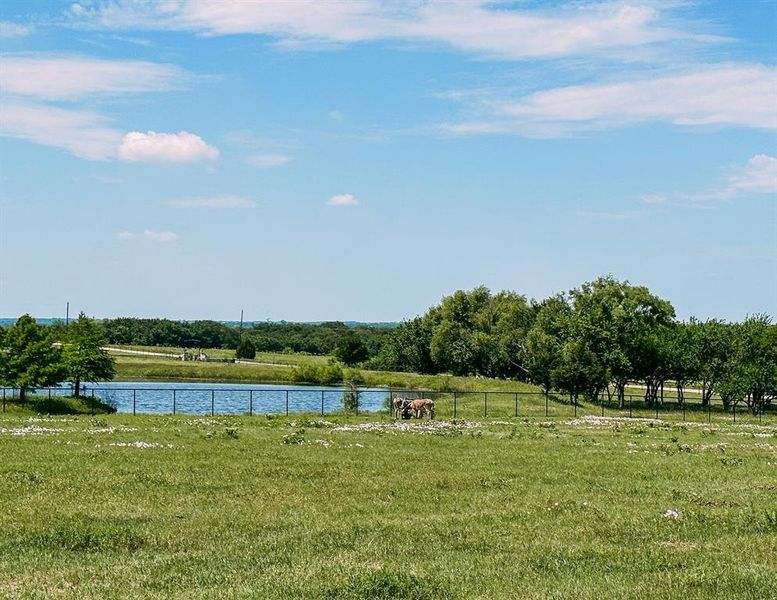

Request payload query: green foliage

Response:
[341,380,359,413]
[61,313,116,397]
[235,338,257,359]
[290,359,344,385]
[334,331,368,366]
[717,315,777,412]
[0,315,63,402]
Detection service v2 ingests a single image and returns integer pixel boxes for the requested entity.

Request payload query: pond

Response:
[52,382,392,415]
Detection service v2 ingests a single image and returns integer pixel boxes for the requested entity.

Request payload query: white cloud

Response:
[118,230,178,242]
[168,195,255,208]
[641,194,666,205]
[118,131,219,163]
[327,193,358,206]
[0,102,122,160]
[246,154,292,168]
[144,230,178,242]
[445,64,777,136]
[0,21,32,37]
[724,154,777,197]
[69,1,718,60]
[0,55,186,100]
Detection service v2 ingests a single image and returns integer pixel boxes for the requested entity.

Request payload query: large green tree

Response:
[0,315,63,402]
[61,313,116,397]
[334,331,369,366]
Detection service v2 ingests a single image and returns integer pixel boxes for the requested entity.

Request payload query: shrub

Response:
[342,380,359,413]
[235,338,257,360]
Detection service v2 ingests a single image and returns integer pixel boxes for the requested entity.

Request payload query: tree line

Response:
[371,277,776,414]
[97,317,392,357]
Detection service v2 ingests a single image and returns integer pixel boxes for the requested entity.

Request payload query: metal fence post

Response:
[514,392,518,417]
[173,389,176,415]
[629,394,632,419]
[133,389,136,416]
[484,392,488,418]
[733,402,736,423]
[682,400,685,422]
[91,389,95,415]
[321,390,324,416]
[707,399,711,423]
[545,391,549,417]
[285,390,289,416]
[573,395,577,417]
[211,390,215,416]
[356,390,360,416]
[2,388,5,413]
[48,389,51,401]
[601,394,605,417]
[453,392,457,419]
[248,390,252,417]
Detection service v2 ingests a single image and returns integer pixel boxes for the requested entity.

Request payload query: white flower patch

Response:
[331,420,480,434]
[0,426,64,436]
[663,508,681,520]
[84,427,139,435]
[565,416,663,427]
[102,441,174,449]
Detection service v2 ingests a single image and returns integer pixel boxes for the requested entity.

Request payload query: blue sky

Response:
[0,0,775,322]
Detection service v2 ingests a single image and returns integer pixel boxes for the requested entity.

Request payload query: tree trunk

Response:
[74,379,81,398]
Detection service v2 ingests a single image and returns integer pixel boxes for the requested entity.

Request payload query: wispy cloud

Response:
[0,21,32,37]
[0,54,186,100]
[641,194,666,205]
[118,230,178,242]
[68,1,721,61]
[0,102,122,160]
[167,195,255,209]
[118,131,219,163]
[246,154,293,168]
[444,64,777,136]
[327,193,358,207]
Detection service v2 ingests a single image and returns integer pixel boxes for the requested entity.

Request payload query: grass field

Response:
[1,412,775,599]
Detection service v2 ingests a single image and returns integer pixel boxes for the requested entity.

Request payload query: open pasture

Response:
[1,413,775,599]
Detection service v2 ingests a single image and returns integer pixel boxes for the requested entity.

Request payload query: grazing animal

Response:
[408,398,435,419]
[392,397,412,419]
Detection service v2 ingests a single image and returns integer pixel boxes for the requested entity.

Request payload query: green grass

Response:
[1,395,116,416]
[1,413,775,599]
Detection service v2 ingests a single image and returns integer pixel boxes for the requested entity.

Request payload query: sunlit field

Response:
[2,413,775,599]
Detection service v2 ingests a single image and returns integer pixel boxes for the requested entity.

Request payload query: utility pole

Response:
[239,309,244,340]
[65,302,69,326]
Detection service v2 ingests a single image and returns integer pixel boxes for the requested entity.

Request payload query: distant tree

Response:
[61,313,116,397]
[0,315,63,402]
[334,331,368,366]
[235,338,257,360]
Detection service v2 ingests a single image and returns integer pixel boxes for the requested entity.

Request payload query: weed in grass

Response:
[323,570,455,600]
[23,517,147,553]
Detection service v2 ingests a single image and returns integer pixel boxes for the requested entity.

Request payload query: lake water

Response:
[47,382,393,415]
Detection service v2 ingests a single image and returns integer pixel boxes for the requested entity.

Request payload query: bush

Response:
[291,359,344,385]
[342,380,359,413]
[235,338,256,359]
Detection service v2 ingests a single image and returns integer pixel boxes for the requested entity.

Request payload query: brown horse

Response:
[408,398,435,419]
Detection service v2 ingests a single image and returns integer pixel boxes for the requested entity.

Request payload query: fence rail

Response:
[1,385,774,424]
